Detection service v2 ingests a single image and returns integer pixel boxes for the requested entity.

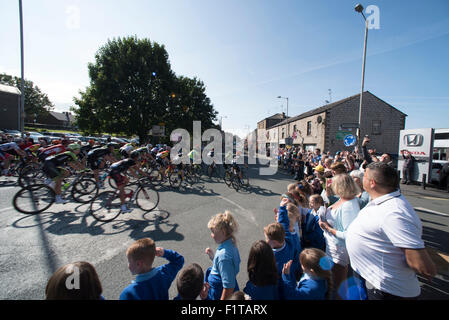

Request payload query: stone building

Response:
[258,91,407,156]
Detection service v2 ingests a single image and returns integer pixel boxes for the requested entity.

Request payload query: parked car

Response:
[2,129,22,137]
[431,160,448,184]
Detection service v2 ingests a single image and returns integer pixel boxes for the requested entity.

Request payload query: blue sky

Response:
[1,0,448,137]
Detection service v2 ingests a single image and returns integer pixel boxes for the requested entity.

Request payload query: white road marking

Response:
[415,207,449,217]
[216,195,259,227]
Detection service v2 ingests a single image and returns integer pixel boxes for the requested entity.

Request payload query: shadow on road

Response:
[420,224,449,299]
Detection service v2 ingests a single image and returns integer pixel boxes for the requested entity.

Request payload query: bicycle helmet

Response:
[67,143,81,151]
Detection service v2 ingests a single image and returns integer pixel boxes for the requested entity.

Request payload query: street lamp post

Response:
[277,96,289,142]
[355,3,368,151]
[19,0,25,133]
[219,115,227,131]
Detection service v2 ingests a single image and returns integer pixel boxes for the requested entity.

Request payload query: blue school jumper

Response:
[301,209,325,251]
[243,281,280,300]
[275,205,301,278]
[205,238,240,300]
[119,249,184,300]
[282,272,327,300]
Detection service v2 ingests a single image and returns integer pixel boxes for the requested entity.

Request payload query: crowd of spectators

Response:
[43,136,437,301]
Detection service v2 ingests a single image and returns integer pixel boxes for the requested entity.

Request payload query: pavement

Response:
[0,161,448,300]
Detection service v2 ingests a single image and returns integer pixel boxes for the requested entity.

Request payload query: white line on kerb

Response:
[415,207,449,217]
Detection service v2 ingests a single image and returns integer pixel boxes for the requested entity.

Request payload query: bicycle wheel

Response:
[135,185,160,211]
[224,170,232,186]
[71,177,98,203]
[186,169,199,185]
[231,175,242,191]
[13,184,55,214]
[169,169,182,188]
[89,191,121,222]
[147,168,163,186]
[241,170,250,187]
[18,163,45,188]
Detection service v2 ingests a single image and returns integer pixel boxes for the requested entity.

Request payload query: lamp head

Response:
[354,4,364,13]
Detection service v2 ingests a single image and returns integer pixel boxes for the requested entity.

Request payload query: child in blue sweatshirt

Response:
[204,211,241,300]
[120,238,184,300]
[243,240,280,300]
[301,194,326,251]
[265,197,301,290]
[282,248,333,300]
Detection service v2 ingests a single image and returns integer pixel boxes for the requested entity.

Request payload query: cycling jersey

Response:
[0,142,20,152]
[44,151,78,166]
[43,151,78,179]
[38,144,67,161]
[156,150,169,159]
[120,144,134,154]
[87,147,112,160]
[135,147,149,154]
[80,145,94,157]
[110,158,137,173]
[188,150,199,160]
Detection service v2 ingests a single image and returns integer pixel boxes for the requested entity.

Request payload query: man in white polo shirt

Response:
[346,162,436,300]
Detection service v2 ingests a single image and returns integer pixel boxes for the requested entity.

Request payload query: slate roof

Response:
[0,83,21,95]
[269,91,406,128]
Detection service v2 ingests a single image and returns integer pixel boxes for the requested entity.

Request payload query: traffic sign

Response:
[344,134,356,147]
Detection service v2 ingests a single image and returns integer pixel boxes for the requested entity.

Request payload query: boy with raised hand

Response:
[120,238,184,300]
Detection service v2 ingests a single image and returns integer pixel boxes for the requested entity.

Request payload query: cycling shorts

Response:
[110,170,127,187]
[43,161,65,179]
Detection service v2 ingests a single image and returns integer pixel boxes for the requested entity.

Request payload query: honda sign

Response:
[403,134,424,147]
[398,128,434,183]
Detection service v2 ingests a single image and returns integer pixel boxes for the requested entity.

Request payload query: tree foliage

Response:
[0,73,54,117]
[72,36,217,143]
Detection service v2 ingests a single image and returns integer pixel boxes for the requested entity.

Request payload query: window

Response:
[307,121,312,136]
[282,128,285,139]
[293,124,297,133]
[372,120,381,135]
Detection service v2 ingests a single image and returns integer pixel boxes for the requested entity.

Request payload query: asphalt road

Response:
[0,164,448,300]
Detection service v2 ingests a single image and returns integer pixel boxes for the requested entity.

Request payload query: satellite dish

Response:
[317,116,322,124]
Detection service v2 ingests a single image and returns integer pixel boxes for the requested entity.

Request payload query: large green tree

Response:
[73,36,217,142]
[164,76,218,135]
[73,36,174,142]
[0,73,54,118]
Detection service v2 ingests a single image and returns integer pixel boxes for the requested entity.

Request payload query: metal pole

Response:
[19,0,25,133]
[286,97,289,138]
[357,18,368,150]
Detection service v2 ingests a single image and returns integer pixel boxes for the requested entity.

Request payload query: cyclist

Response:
[206,148,216,177]
[23,143,42,162]
[87,143,118,188]
[0,141,28,176]
[188,148,200,164]
[38,143,66,162]
[231,153,244,184]
[42,143,85,204]
[172,149,186,182]
[109,150,149,213]
[119,142,135,159]
[155,147,170,172]
[79,139,97,160]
